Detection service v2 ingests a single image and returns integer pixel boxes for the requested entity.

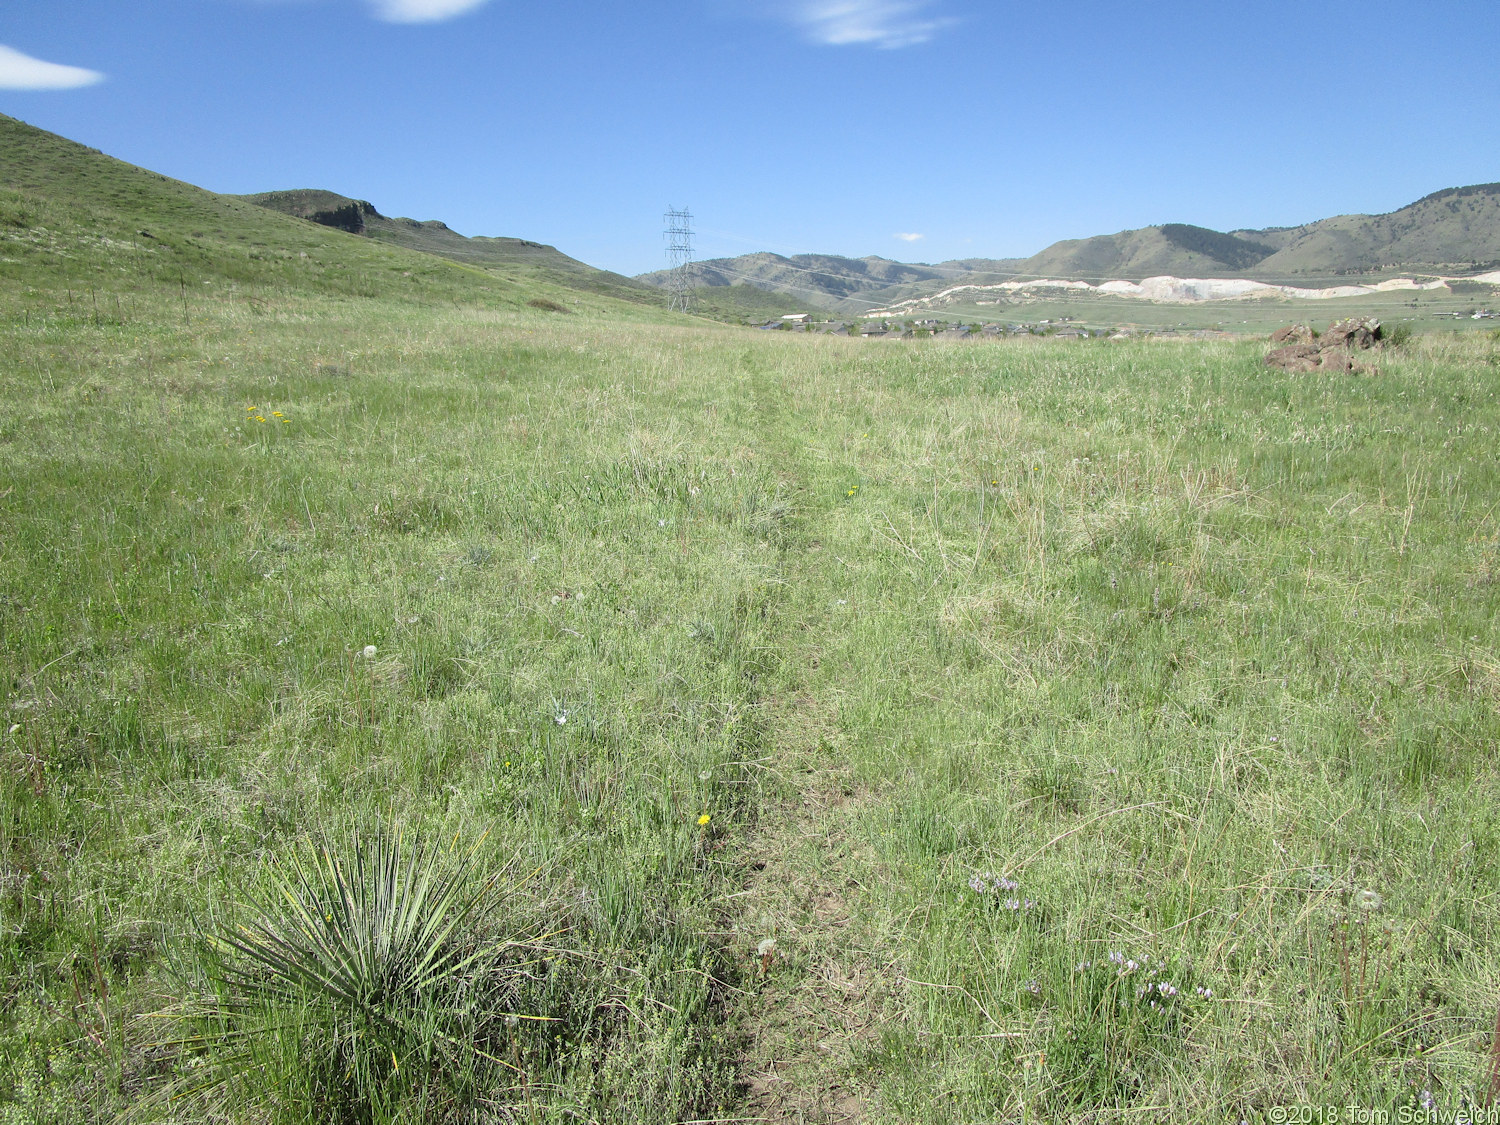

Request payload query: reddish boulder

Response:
[1265,343,1320,371]
[1322,317,1381,349]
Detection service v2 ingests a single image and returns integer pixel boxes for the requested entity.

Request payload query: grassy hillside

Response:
[0,113,679,321]
[3,114,1500,1125]
[239,187,662,303]
[1019,223,1277,279]
[1247,184,1500,276]
[1031,187,1500,280]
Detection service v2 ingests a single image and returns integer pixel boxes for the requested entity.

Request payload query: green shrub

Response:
[1383,323,1414,348]
[183,831,553,1123]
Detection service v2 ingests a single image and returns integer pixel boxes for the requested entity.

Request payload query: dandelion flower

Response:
[756,937,777,958]
[1355,889,1383,912]
[361,645,377,659]
[697,813,711,826]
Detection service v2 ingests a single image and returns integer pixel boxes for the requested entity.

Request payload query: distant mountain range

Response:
[636,185,1500,313]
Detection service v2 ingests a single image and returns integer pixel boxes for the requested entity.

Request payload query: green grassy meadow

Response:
[4,114,1500,1124]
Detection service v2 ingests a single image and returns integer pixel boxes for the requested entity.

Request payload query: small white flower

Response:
[756,938,778,958]
[362,645,378,659]
[555,711,568,725]
[1355,889,1383,912]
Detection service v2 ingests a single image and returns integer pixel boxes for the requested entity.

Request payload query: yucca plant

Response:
[178,830,553,1123]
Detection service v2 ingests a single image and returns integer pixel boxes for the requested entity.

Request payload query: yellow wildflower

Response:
[697,814,711,826]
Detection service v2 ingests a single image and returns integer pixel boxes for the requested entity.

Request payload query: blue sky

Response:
[3,1,1498,276]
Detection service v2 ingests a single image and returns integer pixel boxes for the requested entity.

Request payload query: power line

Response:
[663,206,695,314]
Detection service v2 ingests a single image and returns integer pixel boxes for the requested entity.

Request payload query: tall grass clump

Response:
[178,831,553,1123]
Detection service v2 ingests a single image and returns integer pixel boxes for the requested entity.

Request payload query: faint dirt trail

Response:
[732,760,893,1125]
[721,359,904,1124]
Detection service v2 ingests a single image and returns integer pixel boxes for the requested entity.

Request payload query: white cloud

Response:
[895,232,924,242]
[0,44,105,90]
[788,1,954,48]
[367,0,492,23]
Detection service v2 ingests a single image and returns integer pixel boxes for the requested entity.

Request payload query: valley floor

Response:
[2,292,1499,1123]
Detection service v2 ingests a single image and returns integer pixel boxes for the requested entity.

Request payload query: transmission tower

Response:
[663,206,696,314]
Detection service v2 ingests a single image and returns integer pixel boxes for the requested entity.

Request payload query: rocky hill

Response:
[239,188,653,299]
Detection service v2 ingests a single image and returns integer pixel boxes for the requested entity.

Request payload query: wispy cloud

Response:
[895,232,924,242]
[367,0,492,23]
[787,1,955,48]
[0,44,105,90]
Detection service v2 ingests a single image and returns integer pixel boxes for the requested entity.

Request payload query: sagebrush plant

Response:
[180,831,553,1122]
